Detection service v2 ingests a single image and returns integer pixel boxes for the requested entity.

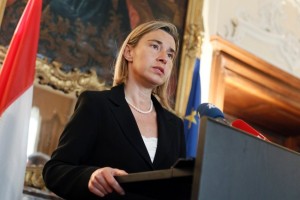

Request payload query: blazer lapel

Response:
[108,84,153,168]
[152,98,175,168]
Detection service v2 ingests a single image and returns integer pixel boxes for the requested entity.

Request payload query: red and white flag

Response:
[0,0,42,199]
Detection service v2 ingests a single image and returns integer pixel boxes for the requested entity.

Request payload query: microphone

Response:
[197,103,270,141]
[197,103,230,125]
[231,119,270,141]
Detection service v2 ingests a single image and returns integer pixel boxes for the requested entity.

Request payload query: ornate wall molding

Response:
[220,0,300,78]
[0,45,5,64]
[184,23,203,58]
[0,45,108,96]
[35,58,108,96]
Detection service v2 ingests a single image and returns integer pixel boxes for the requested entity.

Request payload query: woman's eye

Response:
[151,44,159,50]
[168,53,174,59]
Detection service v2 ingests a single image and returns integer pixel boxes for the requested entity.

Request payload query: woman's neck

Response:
[124,82,152,108]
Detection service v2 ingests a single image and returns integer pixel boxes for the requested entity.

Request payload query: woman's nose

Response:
[157,51,168,64]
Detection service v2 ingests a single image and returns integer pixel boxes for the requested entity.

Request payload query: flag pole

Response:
[0,0,8,28]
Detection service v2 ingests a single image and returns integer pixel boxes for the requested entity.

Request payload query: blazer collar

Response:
[108,84,175,169]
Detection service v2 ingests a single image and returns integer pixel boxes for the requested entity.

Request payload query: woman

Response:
[43,20,186,200]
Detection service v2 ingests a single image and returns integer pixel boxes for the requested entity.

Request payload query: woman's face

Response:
[125,29,176,88]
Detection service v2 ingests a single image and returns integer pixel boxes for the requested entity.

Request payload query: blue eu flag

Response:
[183,58,201,158]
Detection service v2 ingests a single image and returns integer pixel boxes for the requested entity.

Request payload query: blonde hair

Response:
[113,21,179,110]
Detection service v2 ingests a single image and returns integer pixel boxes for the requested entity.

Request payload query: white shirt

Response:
[141,135,158,162]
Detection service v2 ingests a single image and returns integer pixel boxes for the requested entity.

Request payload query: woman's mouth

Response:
[153,66,164,75]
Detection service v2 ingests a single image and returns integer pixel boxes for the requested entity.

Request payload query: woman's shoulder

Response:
[159,105,183,122]
[79,89,111,98]
[74,86,124,113]
[75,90,113,108]
[152,97,182,122]
[79,84,123,100]
[166,109,183,121]
[77,85,124,105]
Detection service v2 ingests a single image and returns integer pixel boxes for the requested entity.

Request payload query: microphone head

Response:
[197,103,225,119]
[232,119,269,141]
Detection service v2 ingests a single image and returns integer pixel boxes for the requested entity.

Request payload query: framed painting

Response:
[1,0,187,92]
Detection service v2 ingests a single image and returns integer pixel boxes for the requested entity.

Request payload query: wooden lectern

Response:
[117,117,300,200]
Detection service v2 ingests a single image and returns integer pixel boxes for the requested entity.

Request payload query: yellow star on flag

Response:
[184,109,198,129]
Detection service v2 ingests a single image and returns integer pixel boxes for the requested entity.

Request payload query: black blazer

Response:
[43,84,186,200]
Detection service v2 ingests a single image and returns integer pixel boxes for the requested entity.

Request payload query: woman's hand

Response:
[88,167,128,197]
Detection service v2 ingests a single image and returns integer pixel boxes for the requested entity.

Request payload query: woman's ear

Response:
[123,45,133,62]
